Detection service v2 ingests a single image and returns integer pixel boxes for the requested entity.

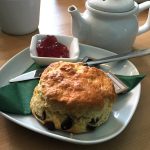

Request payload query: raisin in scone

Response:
[30,61,116,133]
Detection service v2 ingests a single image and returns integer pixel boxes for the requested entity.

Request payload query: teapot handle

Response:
[137,1,150,35]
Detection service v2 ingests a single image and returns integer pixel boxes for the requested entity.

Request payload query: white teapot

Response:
[68,0,150,54]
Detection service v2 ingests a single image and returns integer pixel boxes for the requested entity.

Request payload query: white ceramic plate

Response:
[0,44,141,145]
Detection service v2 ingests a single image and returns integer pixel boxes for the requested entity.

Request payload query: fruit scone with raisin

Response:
[30,61,116,133]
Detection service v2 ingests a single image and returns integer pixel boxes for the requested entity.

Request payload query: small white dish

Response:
[30,34,80,66]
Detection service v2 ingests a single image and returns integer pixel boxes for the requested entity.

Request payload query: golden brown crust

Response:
[30,61,117,133]
[39,61,116,107]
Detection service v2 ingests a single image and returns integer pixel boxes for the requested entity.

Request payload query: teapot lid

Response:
[87,0,135,13]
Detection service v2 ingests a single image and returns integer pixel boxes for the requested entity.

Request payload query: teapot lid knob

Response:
[87,0,135,13]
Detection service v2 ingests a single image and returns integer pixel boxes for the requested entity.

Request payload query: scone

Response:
[30,61,116,133]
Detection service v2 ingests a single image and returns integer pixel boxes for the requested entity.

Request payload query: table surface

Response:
[0,0,150,149]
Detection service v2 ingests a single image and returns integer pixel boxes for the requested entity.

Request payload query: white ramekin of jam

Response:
[30,34,80,66]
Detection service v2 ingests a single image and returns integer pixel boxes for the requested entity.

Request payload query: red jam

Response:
[37,35,69,58]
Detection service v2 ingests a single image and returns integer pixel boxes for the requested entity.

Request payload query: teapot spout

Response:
[68,5,88,40]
